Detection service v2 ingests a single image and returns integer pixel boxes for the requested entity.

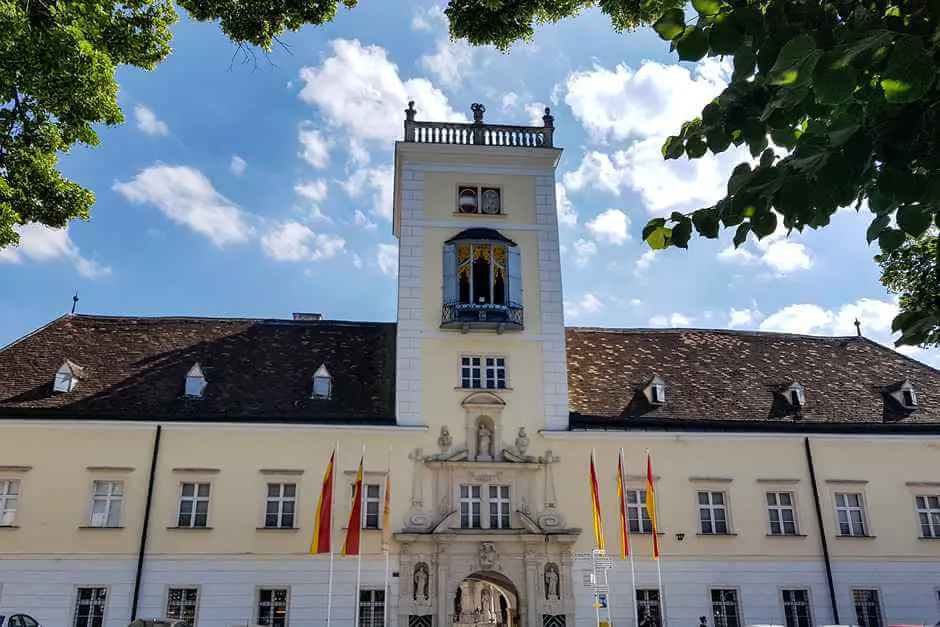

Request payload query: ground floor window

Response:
[359,589,385,627]
[73,587,107,627]
[257,588,289,627]
[636,589,662,627]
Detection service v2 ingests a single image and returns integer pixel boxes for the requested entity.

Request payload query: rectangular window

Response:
[711,589,741,627]
[177,482,211,528]
[915,495,940,538]
[767,491,798,535]
[166,587,199,624]
[0,479,20,526]
[782,589,812,627]
[835,492,867,536]
[362,483,381,530]
[359,589,385,627]
[89,480,123,527]
[459,484,482,529]
[460,356,507,389]
[265,483,296,529]
[489,485,511,529]
[626,489,652,533]
[853,589,883,627]
[636,589,662,627]
[698,491,729,534]
[73,587,107,627]
[257,588,289,627]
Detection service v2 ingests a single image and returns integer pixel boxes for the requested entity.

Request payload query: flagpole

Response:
[354,444,365,627]
[648,448,666,627]
[383,445,391,627]
[327,441,338,627]
[620,448,639,627]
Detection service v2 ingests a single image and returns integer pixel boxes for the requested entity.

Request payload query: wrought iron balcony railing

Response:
[404,102,555,149]
[441,303,524,332]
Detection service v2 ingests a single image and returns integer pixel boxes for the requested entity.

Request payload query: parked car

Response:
[0,613,40,627]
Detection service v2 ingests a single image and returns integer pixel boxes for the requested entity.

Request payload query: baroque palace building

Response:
[1,103,940,627]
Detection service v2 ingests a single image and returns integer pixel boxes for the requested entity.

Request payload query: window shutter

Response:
[442,243,457,304]
[507,245,522,306]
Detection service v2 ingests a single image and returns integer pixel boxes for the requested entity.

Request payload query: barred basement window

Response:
[852,589,883,627]
[359,589,385,627]
[73,587,107,627]
[166,587,199,624]
[782,589,812,627]
[257,588,289,627]
[636,589,662,627]
[710,589,741,627]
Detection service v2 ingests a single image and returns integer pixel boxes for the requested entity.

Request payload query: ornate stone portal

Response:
[395,395,578,627]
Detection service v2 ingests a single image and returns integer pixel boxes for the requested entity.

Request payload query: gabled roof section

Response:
[0,315,396,423]
[566,327,940,425]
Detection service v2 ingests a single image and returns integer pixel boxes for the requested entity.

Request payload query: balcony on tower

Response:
[403,101,555,149]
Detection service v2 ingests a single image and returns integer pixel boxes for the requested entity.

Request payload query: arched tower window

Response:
[442,228,522,331]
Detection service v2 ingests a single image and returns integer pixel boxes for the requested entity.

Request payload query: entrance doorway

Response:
[452,570,519,627]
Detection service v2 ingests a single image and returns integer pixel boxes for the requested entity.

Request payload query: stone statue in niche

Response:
[413,562,429,601]
[477,423,492,460]
[544,563,560,600]
[481,587,492,611]
[479,541,498,569]
[515,427,529,456]
[438,426,452,455]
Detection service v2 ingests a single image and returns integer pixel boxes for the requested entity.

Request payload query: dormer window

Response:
[53,360,83,393]
[898,380,918,408]
[457,185,501,215]
[646,375,666,405]
[441,228,523,331]
[787,382,806,407]
[184,363,207,398]
[311,364,332,399]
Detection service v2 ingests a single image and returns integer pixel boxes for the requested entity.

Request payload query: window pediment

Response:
[460,390,506,409]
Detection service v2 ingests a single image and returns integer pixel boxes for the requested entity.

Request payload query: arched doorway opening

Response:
[452,570,519,627]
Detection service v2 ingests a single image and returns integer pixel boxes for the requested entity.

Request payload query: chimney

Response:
[292,312,323,321]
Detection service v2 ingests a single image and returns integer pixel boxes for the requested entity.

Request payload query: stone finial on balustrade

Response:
[404,100,417,141]
[542,106,555,147]
[542,107,554,128]
[471,103,486,124]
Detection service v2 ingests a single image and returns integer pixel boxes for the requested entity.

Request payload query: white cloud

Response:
[294,179,329,203]
[562,151,627,195]
[634,249,656,276]
[759,298,898,336]
[565,58,728,143]
[717,245,756,265]
[410,5,440,31]
[572,239,596,267]
[298,39,464,145]
[134,105,168,136]
[298,126,331,169]
[354,210,378,231]
[261,222,345,262]
[0,223,110,278]
[377,243,398,276]
[649,313,694,327]
[555,182,577,227]
[728,307,762,328]
[341,166,394,220]
[347,138,371,167]
[586,209,629,245]
[230,155,247,176]
[524,102,549,127]
[501,92,520,112]
[759,239,813,274]
[564,293,603,318]
[421,40,475,89]
[113,165,254,248]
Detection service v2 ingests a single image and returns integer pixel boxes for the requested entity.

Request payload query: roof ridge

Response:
[565,326,860,342]
[66,313,395,327]
[0,313,71,353]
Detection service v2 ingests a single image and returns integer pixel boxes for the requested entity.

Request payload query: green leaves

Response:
[691,0,722,17]
[881,36,935,104]
[676,27,709,61]
[813,52,858,104]
[653,8,686,41]
[896,206,933,238]
[768,35,821,87]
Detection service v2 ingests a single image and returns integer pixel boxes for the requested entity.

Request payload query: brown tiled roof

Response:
[0,315,395,422]
[565,328,940,425]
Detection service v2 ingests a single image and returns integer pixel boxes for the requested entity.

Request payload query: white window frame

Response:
[626,488,652,534]
[915,494,940,538]
[88,480,123,528]
[264,483,297,529]
[165,586,200,624]
[698,490,730,535]
[459,355,507,390]
[834,492,868,537]
[361,483,382,530]
[73,586,108,627]
[358,588,385,627]
[766,491,798,536]
[636,589,662,627]
[256,587,290,627]
[781,588,813,627]
[177,481,211,528]
[0,478,20,526]
[851,588,884,627]
[710,588,742,627]
[458,483,512,530]
[488,485,511,529]
[459,484,482,529]
[456,184,502,216]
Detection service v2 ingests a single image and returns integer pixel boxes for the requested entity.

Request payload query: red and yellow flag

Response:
[646,452,660,560]
[589,449,606,551]
[381,470,392,550]
[617,449,631,559]
[310,450,334,554]
[342,456,364,556]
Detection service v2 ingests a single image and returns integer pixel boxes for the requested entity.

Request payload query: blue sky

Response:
[1,0,937,368]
